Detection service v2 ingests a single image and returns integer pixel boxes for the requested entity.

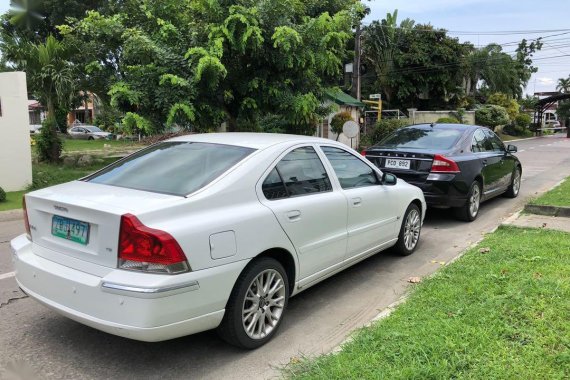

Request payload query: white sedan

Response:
[11,133,425,349]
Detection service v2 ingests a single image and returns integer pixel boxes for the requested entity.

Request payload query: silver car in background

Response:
[68,125,112,140]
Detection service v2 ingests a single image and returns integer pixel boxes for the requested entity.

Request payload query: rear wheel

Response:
[455,181,481,222]
[504,167,521,198]
[217,257,289,349]
[394,203,422,256]
[88,136,94,140]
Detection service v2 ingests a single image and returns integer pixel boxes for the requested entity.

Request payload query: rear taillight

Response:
[360,150,367,156]
[431,154,460,173]
[23,197,31,240]
[118,214,190,274]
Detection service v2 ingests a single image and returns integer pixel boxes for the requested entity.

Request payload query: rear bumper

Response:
[408,175,469,208]
[10,234,247,342]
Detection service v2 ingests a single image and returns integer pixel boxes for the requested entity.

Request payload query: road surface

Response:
[1,134,569,379]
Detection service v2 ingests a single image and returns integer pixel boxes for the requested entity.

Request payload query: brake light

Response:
[23,197,31,240]
[431,154,460,173]
[360,150,367,156]
[118,214,190,274]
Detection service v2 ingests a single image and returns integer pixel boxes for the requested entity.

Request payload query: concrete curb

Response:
[0,209,23,222]
[524,204,570,218]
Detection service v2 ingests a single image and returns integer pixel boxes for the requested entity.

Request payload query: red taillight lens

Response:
[23,197,31,240]
[118,214,190,274]
[360,150,367,156]
[431,154,460,173]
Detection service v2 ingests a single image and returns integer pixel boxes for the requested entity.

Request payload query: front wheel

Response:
[454,181,481,222]
[394,203,422,256]
[217,257,289,349]
[504,167,521,198]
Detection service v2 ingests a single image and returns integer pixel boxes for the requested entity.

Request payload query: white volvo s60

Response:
[11,133,426,349]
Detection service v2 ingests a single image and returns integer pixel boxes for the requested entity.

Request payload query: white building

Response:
[0,72,33,191]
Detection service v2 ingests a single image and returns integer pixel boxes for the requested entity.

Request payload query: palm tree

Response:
[6,35,77,161]
[556,77,570,93]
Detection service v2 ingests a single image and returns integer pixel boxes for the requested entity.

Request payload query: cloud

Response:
[538,77,555,85]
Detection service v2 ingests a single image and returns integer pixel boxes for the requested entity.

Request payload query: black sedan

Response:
[362,123,522,221]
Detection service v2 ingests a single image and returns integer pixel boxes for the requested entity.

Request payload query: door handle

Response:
[286,210,301,221]
[352,197,362,206]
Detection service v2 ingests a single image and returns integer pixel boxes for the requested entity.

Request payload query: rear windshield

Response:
[376,127,464,150]
[86,142,255,196]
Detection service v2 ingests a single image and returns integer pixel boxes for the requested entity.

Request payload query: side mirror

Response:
[507,144,517,153]
[382,172,397,186]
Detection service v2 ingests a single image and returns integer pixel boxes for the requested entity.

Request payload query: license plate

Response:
[51,215,90,245]
[385,158,411,170]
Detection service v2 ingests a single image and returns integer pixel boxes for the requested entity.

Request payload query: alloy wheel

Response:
[403,209,421,250]
[513,170,521,196]
[469,184,481,218]
[242,269,286,340]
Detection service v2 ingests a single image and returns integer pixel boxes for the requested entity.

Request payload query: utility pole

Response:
[352,23,361,101]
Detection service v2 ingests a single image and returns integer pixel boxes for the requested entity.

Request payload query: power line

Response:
[360,24,570,36]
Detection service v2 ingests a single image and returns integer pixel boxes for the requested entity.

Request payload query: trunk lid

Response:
[365,149,438,185]
[25,181,183,272]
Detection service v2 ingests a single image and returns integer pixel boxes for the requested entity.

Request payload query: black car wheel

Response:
[504,167,521,198]
[455,181,481,222]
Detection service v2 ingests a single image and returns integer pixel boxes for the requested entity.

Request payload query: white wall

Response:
[0,72,32,191]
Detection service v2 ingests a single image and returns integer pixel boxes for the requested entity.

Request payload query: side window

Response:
[71,127,78,132]
[321,146,379,189]
[485,130,505,152]
[472,129,493,152]
[274,146,332,197]
[262,168,288,200]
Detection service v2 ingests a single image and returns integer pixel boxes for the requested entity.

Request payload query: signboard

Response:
[342,120,359,138]
[369,94,382,99]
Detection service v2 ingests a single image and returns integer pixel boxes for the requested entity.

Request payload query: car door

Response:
[319,145,399,260]
[258,145,348,283]
[485,130,516,189]
[472,128,502,196]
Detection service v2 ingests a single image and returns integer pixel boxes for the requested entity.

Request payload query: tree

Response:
[475,105,510,130]
[3,35,77,161]
[557,77,570,93]
[556,100,570,138]
[486,92,519,121]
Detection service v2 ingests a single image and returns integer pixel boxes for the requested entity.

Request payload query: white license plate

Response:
[385,158,410,170]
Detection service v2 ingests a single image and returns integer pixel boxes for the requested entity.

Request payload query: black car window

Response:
[485,130,506,152]
[472,129,493,152]
[275,146,332,197]
[377,127,463,150]
[262,168,288,200]
[87,142,255,196]
[321,146,379,189]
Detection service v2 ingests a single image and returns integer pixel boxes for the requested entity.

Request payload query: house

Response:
[318,90,365,148]
[27,92,99,128]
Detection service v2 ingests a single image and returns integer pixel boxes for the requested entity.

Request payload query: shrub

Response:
[436,117,460,124]
[330,112,354,141]
[504,113,532,136]
[475,105,510,130]
[366,119,409,145]
[35,117,63,162]
[0,187,5,202]
[487,92,520,121]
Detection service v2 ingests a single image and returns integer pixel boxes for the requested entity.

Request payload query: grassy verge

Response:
[530,177,570,207]
[289,226,570,379]
[0,158,117,211]
[62,138,142,153]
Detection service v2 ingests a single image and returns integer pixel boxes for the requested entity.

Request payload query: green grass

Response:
[288,226,570,379]
[0,190,26,212]
[530,177,570,207]
[62,138,142,153]
[0,158,117,211]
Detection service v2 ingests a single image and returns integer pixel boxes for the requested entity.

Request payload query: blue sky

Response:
[366,0,570,95]
[1,0,568,94]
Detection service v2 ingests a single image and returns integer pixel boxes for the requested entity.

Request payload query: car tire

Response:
[504,166,521,198]
[454,181,482,222]
[394,203,422,256]
[217,257,289,349]
[88,136,94,140]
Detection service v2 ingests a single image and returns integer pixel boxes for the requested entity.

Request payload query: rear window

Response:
[376,127,464,150]
[86,142,255,196]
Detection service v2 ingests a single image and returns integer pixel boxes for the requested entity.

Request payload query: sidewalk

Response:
[0,209,23,222]
[503,211,570,233]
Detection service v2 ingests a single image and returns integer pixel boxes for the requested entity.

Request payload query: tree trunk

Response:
[84,95,90,124]
[45,98,62,162]
[227,113,238,132]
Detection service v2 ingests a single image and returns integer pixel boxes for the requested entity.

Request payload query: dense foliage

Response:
[330,111,354,140]
[475,105,510,130]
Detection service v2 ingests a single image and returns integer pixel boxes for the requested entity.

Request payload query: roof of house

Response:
[325,90,366,108]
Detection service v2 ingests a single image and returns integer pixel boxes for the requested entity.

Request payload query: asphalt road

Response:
[1,134,569,380]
